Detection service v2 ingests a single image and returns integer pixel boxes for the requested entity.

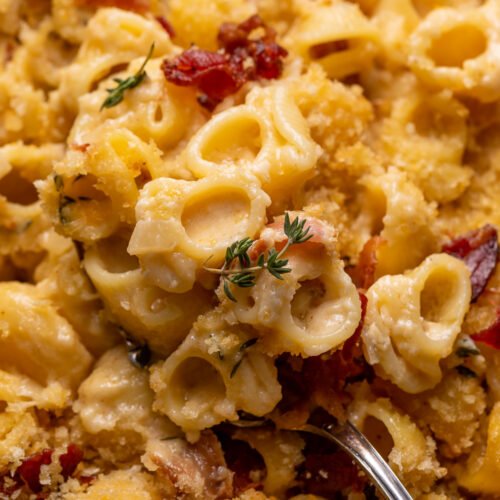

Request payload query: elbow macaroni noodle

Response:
[362,253,471,393]
[0,0,499,498]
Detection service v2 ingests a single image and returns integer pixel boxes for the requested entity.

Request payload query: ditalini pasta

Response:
[1,0,500,498]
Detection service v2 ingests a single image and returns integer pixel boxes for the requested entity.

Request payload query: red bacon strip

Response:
[347,236,386,290]
[443,225,499,302]
[0,444,83,495]
[218,434,265,496]
[300,450,365,496]
[340,292,367,360]
[471,307,500,349]
[161,15,287,110]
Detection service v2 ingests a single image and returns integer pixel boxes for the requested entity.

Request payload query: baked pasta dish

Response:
[2,0,500,498]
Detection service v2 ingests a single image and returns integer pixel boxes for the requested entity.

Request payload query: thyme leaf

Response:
[456,346,480,358]
[53,174,63,191]
[230,359,243,378]
[58,196,75,225]
[100,43,154,110]
[209,333,224,361]
[204,213,313,302]
[239,337,258,351]
[230,337,259,378]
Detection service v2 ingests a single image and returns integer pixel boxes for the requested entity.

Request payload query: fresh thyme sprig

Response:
[100,43,155,111]
[204,213,313,302]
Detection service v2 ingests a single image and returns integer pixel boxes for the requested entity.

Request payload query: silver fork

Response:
[230,419,413,500]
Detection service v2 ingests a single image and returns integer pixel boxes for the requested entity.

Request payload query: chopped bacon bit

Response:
[17,449,52,493]
[341,292,367,360]
[154,431,233,499]
[74,0,150,12]
[218,434,265,496]
[0,444,83,495]
[443,224,499,302]
[155,16,175,38]
[471,307,500,349]
[347,236,386,290]
[79,474,97,485]
[162,49,247,104]
[59,444,84,479]
[293,414,368,497]
[161,15,287,109]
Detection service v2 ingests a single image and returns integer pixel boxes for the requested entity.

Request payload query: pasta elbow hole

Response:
[419,268,460,323]
[154,104,164,123]
[200,118,262,166]
[290,278,327,329]
[0,169,38,205]
[181,189,250,246]
[361,416,394,462]
[220,437,267,491]
[62,174,114,227]
[94,236,139,273]
[427,25,487,68]
[170,357,227,408]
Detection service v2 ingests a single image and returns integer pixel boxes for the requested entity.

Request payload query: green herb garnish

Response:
[54,174,63,191]
[456,346,480,358]
[161,435,182,441]
[205,213,313,302]
[58,195,75,225]
[230,337,258,378]
[100,43,155,111]
[209,332,224,361]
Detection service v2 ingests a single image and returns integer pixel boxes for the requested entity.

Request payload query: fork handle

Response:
[301,422,413,500]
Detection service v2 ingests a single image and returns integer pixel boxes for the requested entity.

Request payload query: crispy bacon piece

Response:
[162,49,248,104]
[17,450,52,493]
[161,15,287,110]
[59,445,84,480]
[347,236,386,290]
[292,414,368,497]
[153,431,233,499]
[341,292,368,360]
[218,434,265,495]
[443,225,499,302]
[0,444,83,495]
[75,0,149,12]
[155,16,175,38]
[300,450,365,495]
[471,307,500,349]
